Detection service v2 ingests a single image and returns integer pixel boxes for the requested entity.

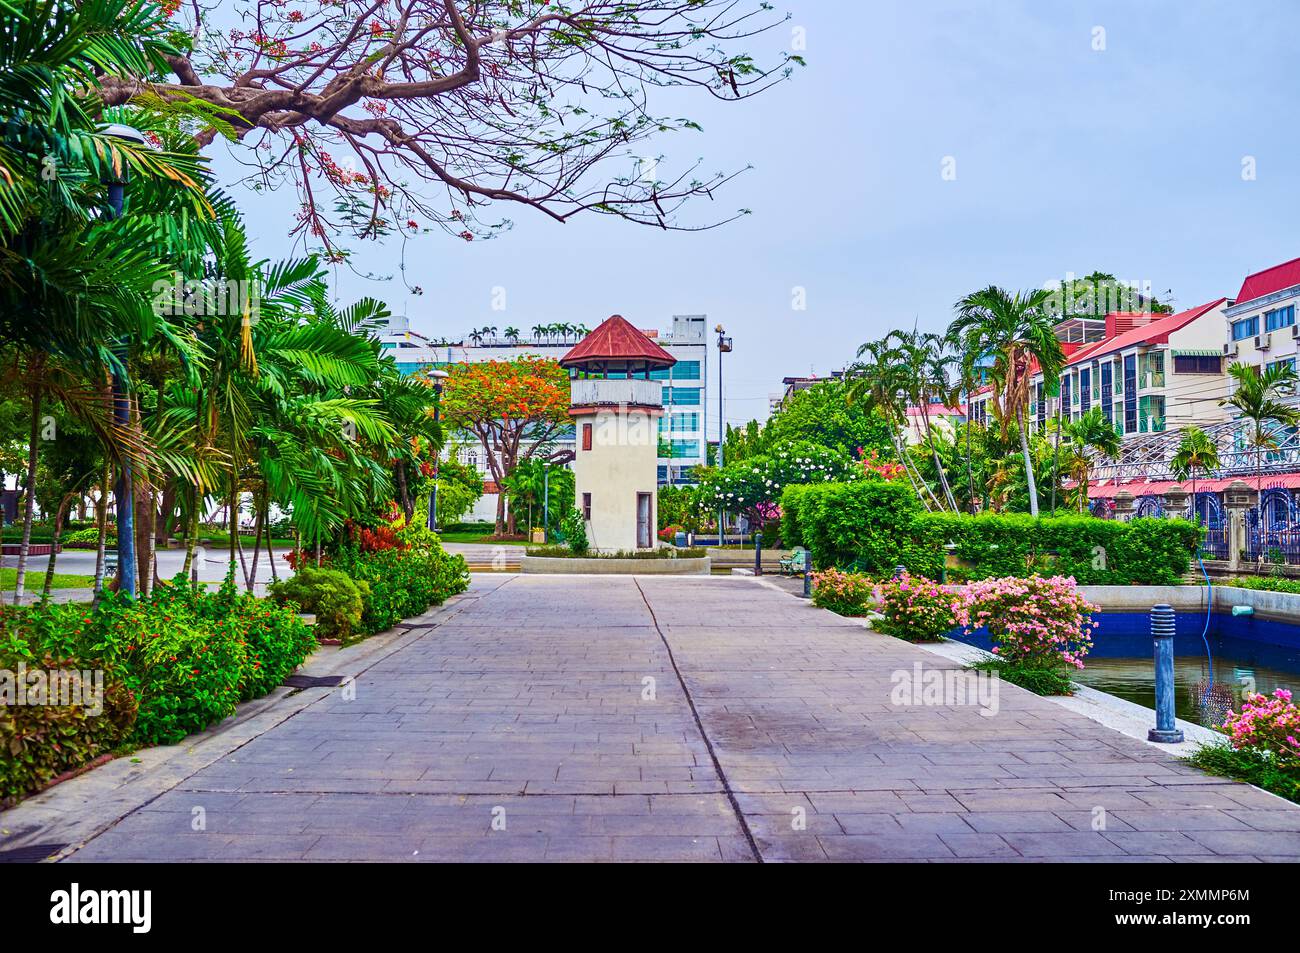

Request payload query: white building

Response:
[379,313,708,523]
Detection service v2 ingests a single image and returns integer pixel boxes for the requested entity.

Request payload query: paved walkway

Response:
[57,576,1300,862]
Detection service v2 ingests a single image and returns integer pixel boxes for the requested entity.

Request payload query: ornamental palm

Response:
[885,328,960,510]
[1170,426,1221,522]
[1221,361,1300,497]
[950,286,1065,517]
[1057,408,1121,513]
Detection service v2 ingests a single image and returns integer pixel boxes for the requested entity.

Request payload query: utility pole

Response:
[716,324,732,546]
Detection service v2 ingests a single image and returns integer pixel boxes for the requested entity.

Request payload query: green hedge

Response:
[781,479,1203,586]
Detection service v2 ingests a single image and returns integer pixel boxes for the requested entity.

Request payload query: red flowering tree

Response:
[438,357,570,534]
[98,1,801,248]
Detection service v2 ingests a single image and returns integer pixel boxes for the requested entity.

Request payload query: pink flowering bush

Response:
[873,571,960,642]
[811,568,873,616]
[959,575,1096,671]
[1224,689,1300,768]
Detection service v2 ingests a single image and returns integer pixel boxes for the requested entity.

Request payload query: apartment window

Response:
[1231,316,1259,341]
[664,386,701,406]
[661,412,699,433]
[672,361,702,380]
[669,440,700,459]
[1099,362,1113,423]
[1079,367,1091,413]
[581,493,591,520]
[582,423,592,451]
[1173,354,1222,374]
[1123,355,1138,433]
[1267,358,1297,376]
[1035,383,1045,428]
[1266,305,1296,331]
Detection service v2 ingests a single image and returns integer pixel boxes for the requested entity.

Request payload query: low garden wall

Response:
[521,554,711,575]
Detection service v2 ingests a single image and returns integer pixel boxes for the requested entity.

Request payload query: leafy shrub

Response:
[968,657,1075,696]
[61,527,113,548]
[1228,575,1300,595]
[5,571,317,749]
[810,568,874,616]
[0,649,137,808]
[873,571,960,641]
[331,542,468,635]
[959,575,1096,672]
[658,524,684,542]
[1184,741,1300,806]
[782,479,1201,585]
[526,546,706,559]
[268,567,368,642]
[561,509,589,556]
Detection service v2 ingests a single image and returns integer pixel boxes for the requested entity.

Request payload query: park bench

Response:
[779,546,807,576]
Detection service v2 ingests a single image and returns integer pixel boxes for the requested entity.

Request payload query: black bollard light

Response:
[1148,603,1184,743]
[802,561,811,599]
[754,532,763,576]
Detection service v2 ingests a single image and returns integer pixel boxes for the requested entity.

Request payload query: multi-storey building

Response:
[1222,256,1300,383]
[379,313,709,522]
[1014,300,1230,438]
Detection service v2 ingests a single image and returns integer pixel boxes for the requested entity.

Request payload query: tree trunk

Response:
[181,486,200,579]
[93,458,111,597]
[395,461,414,524]
[965,420,976,514]
[248,491,265,592]
[1019,412,1041,518]
[265,498,279,583]
[41,493,75,601]
[12,375,43,605]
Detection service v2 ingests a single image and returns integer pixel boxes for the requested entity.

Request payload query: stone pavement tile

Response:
[67,831,241,862]
[962,812,1073,834]
[939,833,1019,858]
[301,835,426,861]
[1109,810,1252,831]
[951,790,1074,812]
[816,833,955,861]
[748,812,843,836]
[608,835,726,861]
[1130,786,1256,810]
[753,835,828,862]
[999,832,1127,857]
[805,792,908,813]
[1102,831,1208,855]
[1225,810,1300,831]
[1053,811,1135,832]
[1186,829,1300,855]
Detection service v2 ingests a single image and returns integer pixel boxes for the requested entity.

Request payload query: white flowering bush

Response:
[702,441,857,532]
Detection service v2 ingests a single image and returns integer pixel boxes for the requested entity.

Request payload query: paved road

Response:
[64,575,1300,862]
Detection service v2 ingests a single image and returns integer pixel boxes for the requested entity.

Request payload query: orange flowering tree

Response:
[438,357,571,534]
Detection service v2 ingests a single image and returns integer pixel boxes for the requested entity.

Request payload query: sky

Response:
[211,0,1300,440]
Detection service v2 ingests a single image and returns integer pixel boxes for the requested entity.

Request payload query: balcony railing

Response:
[570,377,664,408]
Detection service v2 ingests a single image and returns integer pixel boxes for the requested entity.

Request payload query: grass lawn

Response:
[436,531,528,545]
[0,567,95,589]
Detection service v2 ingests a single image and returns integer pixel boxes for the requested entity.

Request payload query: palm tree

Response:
[1057,408,1121,513]
[885,329,959,510]
[1221,361,1300,497]
[531,324,545,343]
[1170,426,1221,523]
[844,339,941,510]
[950,286,1064,517]
[503,326,520,345]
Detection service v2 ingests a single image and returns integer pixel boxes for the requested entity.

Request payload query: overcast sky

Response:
[211,0,1300,440]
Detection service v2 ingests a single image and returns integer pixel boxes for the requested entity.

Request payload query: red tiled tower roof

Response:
[560,314,676,369]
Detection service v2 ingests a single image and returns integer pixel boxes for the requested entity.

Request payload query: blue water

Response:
[947,611,1300,725]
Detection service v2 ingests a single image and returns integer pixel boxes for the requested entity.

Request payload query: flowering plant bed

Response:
[810,567,874,616]
[958,575,1097,695]
[1186,692,1300,806]
[872,571,960,641]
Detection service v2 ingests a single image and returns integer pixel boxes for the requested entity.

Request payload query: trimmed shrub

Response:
[268,567,368,642]
[782,479,1202,585]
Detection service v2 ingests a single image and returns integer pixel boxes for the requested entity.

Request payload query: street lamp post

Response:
[427,368,449,532]
[715,324,732,547]
[101,122,147,599]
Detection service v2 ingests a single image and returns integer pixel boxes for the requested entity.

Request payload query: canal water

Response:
[947,610,1300,727]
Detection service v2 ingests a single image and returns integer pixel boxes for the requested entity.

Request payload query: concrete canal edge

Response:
[1082,583,1300,622]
